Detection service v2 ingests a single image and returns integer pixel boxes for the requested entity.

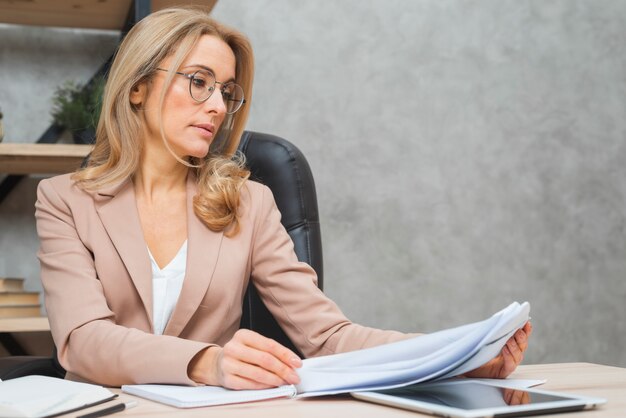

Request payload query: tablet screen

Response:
[354,380,606,418]
[374,381,573,410]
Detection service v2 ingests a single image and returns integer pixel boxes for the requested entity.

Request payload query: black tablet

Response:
[351,380,606,418]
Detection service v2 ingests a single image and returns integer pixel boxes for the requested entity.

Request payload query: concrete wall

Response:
[1,0,625,366]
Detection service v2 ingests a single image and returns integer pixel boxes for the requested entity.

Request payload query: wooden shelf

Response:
[0,143,92,175]
[0,317,50,333]
[0,0,217,30]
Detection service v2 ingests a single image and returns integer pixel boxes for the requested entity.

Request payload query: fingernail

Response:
[290,356,302,367]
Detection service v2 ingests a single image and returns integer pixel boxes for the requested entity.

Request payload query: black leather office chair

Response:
[0,131,323,379]
[238,131,324,354]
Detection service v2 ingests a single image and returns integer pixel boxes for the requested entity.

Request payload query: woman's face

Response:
[132,34,237,160]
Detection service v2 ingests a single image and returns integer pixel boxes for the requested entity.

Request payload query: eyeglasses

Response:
[156,68,246,115]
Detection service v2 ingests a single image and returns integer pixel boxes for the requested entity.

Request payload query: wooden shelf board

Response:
[0,0,217,30]
[0,143,92,174]
[0,316,50,333]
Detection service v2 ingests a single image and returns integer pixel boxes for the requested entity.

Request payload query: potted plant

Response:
[51,77,105,144]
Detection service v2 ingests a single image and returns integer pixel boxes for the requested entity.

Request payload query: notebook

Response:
[122,384,296,408]
[0,375,117,418]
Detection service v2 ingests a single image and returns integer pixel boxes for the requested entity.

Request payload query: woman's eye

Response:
[221,85,234,97]
[191,77,207,88]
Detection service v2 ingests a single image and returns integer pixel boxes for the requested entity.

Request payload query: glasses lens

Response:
[189,70,215,102]
[221,83,245,114]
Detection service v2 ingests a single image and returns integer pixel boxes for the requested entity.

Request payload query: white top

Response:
[148,240,187,335]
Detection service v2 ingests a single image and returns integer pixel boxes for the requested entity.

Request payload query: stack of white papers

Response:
[123,301,530,407]
[296,301,530,396]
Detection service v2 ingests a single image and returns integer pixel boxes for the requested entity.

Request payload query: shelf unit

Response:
[0,143,92,175]
[0,317,50,333]
[0,0,217,30]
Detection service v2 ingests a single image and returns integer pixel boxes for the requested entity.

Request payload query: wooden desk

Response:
[64,363,626,417]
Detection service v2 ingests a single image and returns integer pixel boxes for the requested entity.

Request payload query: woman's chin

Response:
[185,143,211,160]
[189,150,210,160]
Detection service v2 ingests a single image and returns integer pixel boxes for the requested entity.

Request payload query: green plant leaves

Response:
[51,77,105,132]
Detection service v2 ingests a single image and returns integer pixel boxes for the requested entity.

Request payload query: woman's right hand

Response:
[188,329,302,389]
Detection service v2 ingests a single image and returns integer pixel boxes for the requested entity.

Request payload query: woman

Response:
[35,7,531,388]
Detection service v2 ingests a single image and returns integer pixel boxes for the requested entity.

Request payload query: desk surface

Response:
[66,363,625,418]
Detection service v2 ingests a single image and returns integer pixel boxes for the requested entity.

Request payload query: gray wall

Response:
[1,0,625,367]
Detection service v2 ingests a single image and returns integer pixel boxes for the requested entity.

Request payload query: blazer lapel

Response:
[95,179,154,326]
[164,174,224,336]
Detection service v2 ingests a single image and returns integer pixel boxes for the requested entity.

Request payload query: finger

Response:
[225,339,300,385]
[500,344,518,378]
[242,346,301,385]
[523,321,533,335]
[232,360,290,387]
[239,330,302,368]
[221,349,288,387]
[221,372,277,390]
[506,335,524,364]
[513,328,529,352]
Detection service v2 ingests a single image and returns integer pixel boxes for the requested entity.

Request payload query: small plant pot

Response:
[72,128,96,144]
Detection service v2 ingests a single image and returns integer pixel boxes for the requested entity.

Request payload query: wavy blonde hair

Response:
[72,7,253,236]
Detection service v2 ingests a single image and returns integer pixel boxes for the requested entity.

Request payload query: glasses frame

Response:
[155,68,246,115]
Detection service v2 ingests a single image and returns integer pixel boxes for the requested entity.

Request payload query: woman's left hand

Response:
[464,321,532,379]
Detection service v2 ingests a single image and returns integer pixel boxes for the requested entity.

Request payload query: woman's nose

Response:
[203,89,227,114]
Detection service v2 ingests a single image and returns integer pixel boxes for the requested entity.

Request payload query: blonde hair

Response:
[72,6,253,235]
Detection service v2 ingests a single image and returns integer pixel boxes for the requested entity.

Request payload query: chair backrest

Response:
[237,131,324,355]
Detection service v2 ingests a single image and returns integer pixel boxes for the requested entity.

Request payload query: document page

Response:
[296,301,530,396]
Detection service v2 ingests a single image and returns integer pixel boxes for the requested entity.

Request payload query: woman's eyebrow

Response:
[183,64,215,73]
[183,64,236,82]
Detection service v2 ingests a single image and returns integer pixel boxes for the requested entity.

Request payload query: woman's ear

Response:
[130,82,147,106]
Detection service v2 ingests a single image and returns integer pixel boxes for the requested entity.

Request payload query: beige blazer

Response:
[35,173,407,387]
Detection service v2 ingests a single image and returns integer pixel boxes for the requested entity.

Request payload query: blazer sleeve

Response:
[248,184,411,358]
[35,178,211,386]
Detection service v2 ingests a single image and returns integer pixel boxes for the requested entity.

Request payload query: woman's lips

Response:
[192,124,215,138]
